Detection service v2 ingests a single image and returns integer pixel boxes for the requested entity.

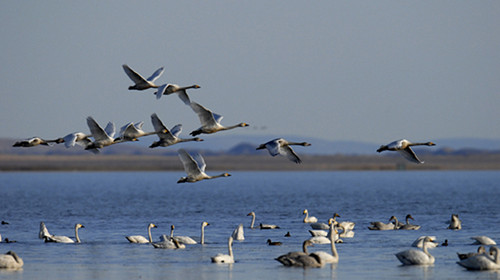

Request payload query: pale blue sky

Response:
[1,1,499,144]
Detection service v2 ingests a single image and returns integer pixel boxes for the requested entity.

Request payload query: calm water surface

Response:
[0,171,499,279]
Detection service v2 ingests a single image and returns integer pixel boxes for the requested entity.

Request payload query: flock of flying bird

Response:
[6,64,495,271]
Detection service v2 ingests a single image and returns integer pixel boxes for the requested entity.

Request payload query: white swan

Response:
[471,236,497,245]
[39,222,51,239]
[60,132,97,153]
[44,223,85,243]
[308,219,342,244]
[154,83,200,105]
[169,225,197,245]
[246,212,279,229]
[310,222,339,264]
[331,213,355,231]
[457,246,487,260]
[303,209,318,223]
[126,223,157,244]
[189,102,249,136]
[457,246,500,270]
[200,221,210,245]
[256,138,311,164]
[310,222,329,230]
[177,149,231,183]
[152,235,185,249]
[13,137,63,147]
[411,236,438,248]
[275,240,322,268]
[231,224,244,241]
[336,223,355,238]
[398,214,421,230]
[122,64,164,90]
[116,121,158,142]
[309,230,328,237]
[448,214,462,230]
[395,236,435,265]
[211,236,235,264]
[0,251,23,269]
[85,116,118,150]
[149,113,203,148]
[368,216,398,230]
[377,139,436,164]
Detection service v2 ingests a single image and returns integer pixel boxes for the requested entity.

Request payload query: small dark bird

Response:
[442,239,448,246]
[1,221,9,225]
[267,239,282,246]
[284,232,291,237]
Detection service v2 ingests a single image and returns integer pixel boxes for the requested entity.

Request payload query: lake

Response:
[0,171,499,279]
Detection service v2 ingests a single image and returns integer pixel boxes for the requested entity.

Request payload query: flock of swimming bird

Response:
[4,64,496,271]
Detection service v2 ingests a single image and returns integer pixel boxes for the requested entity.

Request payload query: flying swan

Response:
[377,139,436,164]
[177,149,231,183]
[154,83,200,105]
[149,113,203,148]
[189,102,249,136]
[256,138,311,164]
[122,64,164,91]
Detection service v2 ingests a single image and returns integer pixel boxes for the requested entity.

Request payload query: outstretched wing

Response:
[146,67,164,82]
[398,147,423,164]
[178,149,203,176]
[190,102,218,126]
[122,64,147,84]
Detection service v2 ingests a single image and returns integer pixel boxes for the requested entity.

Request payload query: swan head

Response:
[171,225,175,230]
[333,213,340,218]
[247,212,255,216]
[148,223,158,229]
[75,223,85,229]
[301,142,312,146]
[239,123,250,127]
[222,173,231,177]
[194,137,203,142]
[426,142,436,146]
[303,209,309,215]
[406,214,414,220]
[202,221,210,227]
[193,85,201,89]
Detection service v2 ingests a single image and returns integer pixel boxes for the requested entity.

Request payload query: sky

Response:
[1,1,499,144]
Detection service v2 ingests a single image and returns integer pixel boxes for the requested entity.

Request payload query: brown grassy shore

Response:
[1,154,499,171]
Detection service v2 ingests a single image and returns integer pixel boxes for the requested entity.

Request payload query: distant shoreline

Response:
[1,154,499,171]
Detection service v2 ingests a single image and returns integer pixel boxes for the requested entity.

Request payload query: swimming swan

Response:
[152,235,185,249]
[310,223,339,264]
[447,214,462,230]
[275,240,322,268]
[122,64,164,90]
[368,216,397,230]
[256,138,311,164]
[247,212,279,229]
[457,246,500,270]
[154,83,200,105]
[169,225,197,245]
[0,251,23,269]
[189,102,249,136]
[231,224,244,241]
[149,113,203,148]
[471,236,497,245]
[377,139,436,164]
[85,116,117,150]
[395,236,435,265]
[44,223,85,243]
[211,236,235,264]
[177,149,231,183]
[398,214,421,230]
[13,137,63,147]
[411,236,438,248]
[126,223,157,243]
[303,209,318,223]
[457,246,487,260]
[331,213,356,231]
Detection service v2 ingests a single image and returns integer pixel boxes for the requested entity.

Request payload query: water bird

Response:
[149,113,203,148]
[60,132,96,153]
[395,236,435,265]
[177,149,231,183]
[284,232,291,237]
[43,223,85,243]
[0,251,23,269]
[211,236,235,264]
[275,240,322,268]
[152,235,185,249]
[302,209,318,223]
[457,246,500,270]
[231,224,244,241]
[154,83,200,105]
[471,236,497,245]
[267,239,282,246]
[411,236,438,248]
[1,221,8,225]
[189,102,249,136]
[398,214,421,230]
[368,216,398,230]
[256,138,311,164]
[168,224,198,245]
[13,137,63,147]
[331,213,356,231]
[122,64,164,90]
[246,212,279,229]
[457,246,487,260]
[85,116,118,150]
[377,139,435,164]
[309,222,339,264]
[308,218,343,244]
[442,239,448,246]
[126,223,157,244]
[115,121,157,142]
[447,214,462,230]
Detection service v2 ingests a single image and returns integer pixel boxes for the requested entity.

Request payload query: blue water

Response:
[0,171,499,279]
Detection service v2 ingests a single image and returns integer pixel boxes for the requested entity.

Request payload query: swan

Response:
[310,222,339,264]
[211,236,235,264]
[336,223,355,238]
[457,246,500,270]
[448,214,462,230]
[309,230,327,237]
[246,212,279,229]
[122,64,164,90]
[310,222,329,230]
[177,149,231,183]
[60,132,97,153]
[331,213,355,231]
[126,223,157,244]
[457,246,487,260]
[377,139,436,164]
[256,138,311,164]
[13,137,63,147]
[411,236,438,248]
[231,224,244,241]
[154,83,200,105]
[44,223,85,243]
[267,239,282,246]
[395,236,435,265]
[303,209,318,223]
[189,102,249,136]
[152,235,185,249]
[0,251,23,269]
[368,216,398,230]
[471,236,497,245]
[85,116,118,150]
[169,225,197,245]
[149,113,203,148]
[308,219,343,244]
[115,121,158,142]
[275,240,322,268]
[39,222,51,239]
[398,214,421,230]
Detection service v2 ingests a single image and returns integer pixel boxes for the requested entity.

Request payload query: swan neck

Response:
[329,225,338,257]
[228,239,233,258]
[303,212,308,222]
[303,242,309,254]
[250,214,255,229]
[148,226,153,243]
[75,226,80,243]
[201,225,205,245]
